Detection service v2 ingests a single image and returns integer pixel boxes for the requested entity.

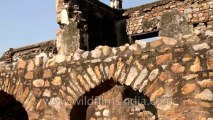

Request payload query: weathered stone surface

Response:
[199,102,213,108]
[57,66,67,75]
[103,109,110,117]
[20,87,30,103]
[61,9,69,25]
[197,79,213,88]
[108,64,115,79]
[87,67,99,84]
[135,40,146,48]
[146,79,158,94]
[46,57,56,67]
[148,68,159,81]
[56,54,66,63]
[162,37,177,46]
[119,45,127,52]
[73,53,80,61]
[24,92,36,111]
[83,74,95,89]
[33,79,45,87]
[28,112,39,120]
[25,71,34,80]
[94,66,102,80]
[102,46,110,56]
[67,86,78,98]
[27,61,34,71]
[77,75,90,92]
[91,48,102,58]
[190,57,202,72]
[33,88,42,97]
[17,59,26,69]
[36,99,47,111]
[118,68,127,84]
[206,49,213,58]
[43,69,52,78]
[159,72,169,81]
[150,39,162,48]
[56,0,63,14]
[114,61,124,79]
[43,89,51,97]
[193,43,210,51]
[156,98,178,111]
[205,30,213,37]
[207,58,213,69]
[151,87,164,101]
[52,76,62,86]
[135,60,143,70]
[156,53,172,65]
[34,57,40,66]
[125,67,138,86]
[133,68,148,89]
[181,83,197,95]
[0,1,213,119]
[182,54,192,62]
[171,63,185,73]
[82,51,89,59]
[45,80,50,87]
[182,74,198,81]
[129,44,139,51]
[195,89,213,101]
[48,97,64,111]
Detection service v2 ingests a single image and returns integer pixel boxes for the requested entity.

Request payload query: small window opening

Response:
[131,31,159,43]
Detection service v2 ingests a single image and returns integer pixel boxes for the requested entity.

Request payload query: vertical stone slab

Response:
[159,9,193,40]
[56,21,80,55]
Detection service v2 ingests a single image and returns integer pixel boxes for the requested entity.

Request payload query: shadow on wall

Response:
[70,79,116,120]
[70,79,158,120]
[123,87,158,119]
[0,91,28,120]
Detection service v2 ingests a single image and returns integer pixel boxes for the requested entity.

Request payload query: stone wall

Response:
[0,40,56,63]
[124,0,213,36]
[0,27,212,119]
[0,0,212,120]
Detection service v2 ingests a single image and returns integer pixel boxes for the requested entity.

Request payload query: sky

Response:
[0,0,156,56]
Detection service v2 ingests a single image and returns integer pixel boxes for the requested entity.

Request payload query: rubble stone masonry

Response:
[0,0,212,120]
[125,0,213,35]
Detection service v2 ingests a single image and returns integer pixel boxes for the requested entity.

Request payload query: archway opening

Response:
[0,91,28,120]
[70,79,158,120]
[123,87,158,119]
[70,79,116,120]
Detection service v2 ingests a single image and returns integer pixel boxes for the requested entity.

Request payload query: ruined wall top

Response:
[124,0,213,36]
[1,0,213,61]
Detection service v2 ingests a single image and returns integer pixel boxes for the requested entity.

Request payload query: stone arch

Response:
[0,78,34,120]
[69,78,158,120]
[0,90,29,120]
[70,79,116,120]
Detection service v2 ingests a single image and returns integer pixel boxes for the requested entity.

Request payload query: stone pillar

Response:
[56,0,86,55]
